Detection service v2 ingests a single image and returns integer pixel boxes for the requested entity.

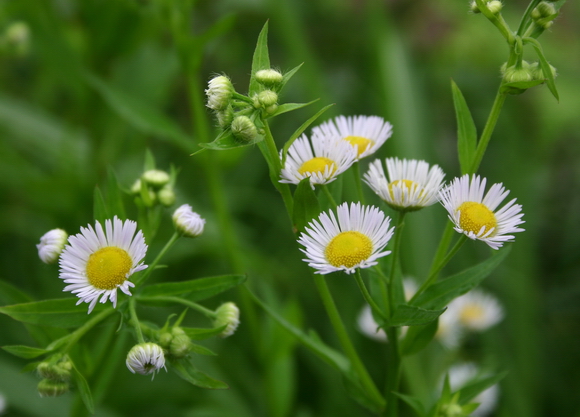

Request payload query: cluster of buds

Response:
[500,60,557,94]
[36,355,73,397]
[470,0,503,15]
[157,326,192,359]
[131,169,175,207]
[531,1,558,30]
[204,68,284,144]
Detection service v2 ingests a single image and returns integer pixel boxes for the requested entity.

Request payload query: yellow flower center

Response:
[324,231,373,268]
[460,305,485,324]
[86,247,132,290]
[387,179,420,199]
[344,135,374,157]
[457,202,497,236]
[298,157,336,176]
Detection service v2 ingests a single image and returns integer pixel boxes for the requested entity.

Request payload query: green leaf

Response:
[279,63,304,91]
[451,80,477,175]
[181,326,226,340]
[0,299,106,328]
[281,103,335,164]
[411,246,511,310]
[139,274,247,301]
[389,304,445,327]
[249,21,271,96]
[393,392,427,416]
[265,100,318,119]
[400,319,439,356]
[0,279,33,305]
[457,371,507,405]
[144,148,156,171]
[524,37,559,101]
[292,178,320,233]
[197,129,264,151]
[85,73,192,151]
[170,358,228,389]
[107,167,127,219]
[70,362,95,414]
[93,186,109,225]
[189,342,217,356]
[2,345,51,359]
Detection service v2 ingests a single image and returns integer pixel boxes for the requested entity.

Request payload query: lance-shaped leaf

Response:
[197,129,265,151]
[249,21,271,97]
[93,186,109,225]
[524,37,559,102]
[139,274,246,301]
[451,80,478,175]
[106,167,127,220]
[278,63,304,91]
[388,304,446,327]
[458,371,507,405]
[411,246,511,310]
[0,279,33,305]
[70,362,95,414]
[2,345,51,359]
[292,178,320,233]
[265,100,318,119]
[170,358,228,389]
[181,326,226,340]
[400,319,439,356]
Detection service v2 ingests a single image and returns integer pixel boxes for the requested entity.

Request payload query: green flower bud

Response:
[265,104,278,115]
[142,169,170,188]
[439,403,464,417]
[534,1,556,18]
[503,62,533,83]
[158,185,176,207]
[213,302,240,338]
[37,379,69,397]
[257,90,278,107]
[37,359,72,382]
[131,178,142,195]
[231,116,258,143]
[487,0,502,14]
[169,330,191,358]
[37,228,68,264]
[158,331,173,348]
[206,75,234,111]
[215,106,234,129]
[255,69,283,88]
[529,61,557,80]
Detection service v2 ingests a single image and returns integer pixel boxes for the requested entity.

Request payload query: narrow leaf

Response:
[198,129,264,151]
[393,392,427,416]
[266,100,318,119]
[139,274,246,301]
[525,37,559,101]
[144,148,156,171]
[71,363,95,414]
[279,63,304,91]
[107,167,127,220]
[458,371,507,405]
[2,345,50,359]
[170,358,228,389]
[181,326,226,340]
[249,21,271,96]
[389,304,445,327]
[292,178,320,233]
[0,279,33,305]
[93,186,109,225]
[189,343,217,356]
[451,80,477,175]
[400,319,439,356]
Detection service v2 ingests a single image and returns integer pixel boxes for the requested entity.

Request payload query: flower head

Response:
[280,134,357,188]
[364,158,445,211]
[439,175,525,249]
[214,302,240,338]
[126,343,166,378]
[37,228,68,264]
[312,115,393,160]
[447,289,504,332]
[298,202,394,274]
[59,217,147,313]
[172,204,205,238]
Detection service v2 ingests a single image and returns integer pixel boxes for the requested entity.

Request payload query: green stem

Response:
[128,298,145,344]
[352,161,366,204]
[135,232,180,286]
[516,0,543,36]
[410,235,468,303]
[427,223,455,278]
[139,295,217,319]
[354,269,387,322]
[63,307,116,353]
[474,0,514,44]
[468,89,508,174]
[322,184,338,209]
[313,274,385,408]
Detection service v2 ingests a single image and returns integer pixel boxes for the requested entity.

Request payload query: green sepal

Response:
[170,358,229,389]
[265,100,318,119]
[451,80,477,175]
[1,345,51,359]
[181,326,226,340]
[0,299,108,328]
[197,129,264,151]
[400,319,439,356]
[249,21,271,97]
[70,362,95,414]
[411,246,511,310]
[138,274,246,302]
[292,178,320,234]
[388,304,446,327]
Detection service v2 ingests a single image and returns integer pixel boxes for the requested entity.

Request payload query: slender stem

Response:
[410,235,468,303]
[63,307,116,353]
[354,269,387,322]
[138,296,217,319]
[322,184,338,209]
[135,232,180,286]
[352,161,365,204]
[468,90,508,174]
[427,223,455,277]
[313,274,385,407]
[516,0,542,36]
[129,298,145,344]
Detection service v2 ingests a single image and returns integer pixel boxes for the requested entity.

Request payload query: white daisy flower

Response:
[446,363,500,417]
[126,343,166,378]
[364,158,446,211]
[312,115,393,160]
[280,134,357,188]
[298,202,394,274]
[172,204,206,238]
[59,217,147,314]
[436,307,463,349]
[439,174,525,250]
[448,289,504,332]
[37,228,68,264]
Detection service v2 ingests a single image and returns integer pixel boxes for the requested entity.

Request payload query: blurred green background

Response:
[1,0,579,416]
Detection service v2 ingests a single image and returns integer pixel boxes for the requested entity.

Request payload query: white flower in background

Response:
[126,343,166,378]
[59,217,147,313]
[447,289,504,332]
[280,134,357,188]
[439,175,525,250]
[172,204,206,238]
[364,158,445,211]
[436,306,463,349]
[312,115,393,160]
[0,391,6,415]
[446,363,500,417]
[37,228,68,264]
[298,202,394,275]
[213,302,240,338]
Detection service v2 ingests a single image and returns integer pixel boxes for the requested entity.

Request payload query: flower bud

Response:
[126,343,166,377]
[142,169,170,188]
[215,106,234,129]
[439,403,464,417]
[231,115,258,143]
[131,179,143,194]
[37,379,69,397]
[158,331,173,348]
[529,61,557,80]
[265,104,278,115]
[213,302,240,338]
[255,69,283,88]
[206,75,234,111]
[257,90,278,107]
[37,229,68,264]
[487,0,502,14]
[172,204,205,237]
[533,1,556,18]
[503,62,533,83]
[158,185,176,207]
[37,359,72,382]
[169,328,191,358]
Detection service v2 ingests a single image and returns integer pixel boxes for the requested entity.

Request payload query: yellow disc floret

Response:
[298,157,336,176]
[457,202,497,236]
[388,179,420,199]
[344,136,374,157]
[460,305,485,325]
[86,247,132,290]
[324,231,373,268]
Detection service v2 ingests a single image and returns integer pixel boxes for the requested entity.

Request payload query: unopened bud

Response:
[529,61,557,80]
[131,179,142,194]
[158,331,173,348]
[126,343,166,377]
[206,75,234,111]
[258,90,278,107]
[37,229,68,264]
[172,204,205,237]
[255,69,283,88]
[231,116,258,143]
[37,379,69,397]
[487,0,502,14]
[215,106,234,129]
[37,359,72,382]
[158,186,176,207]
[142,169,170,188]
[214,302,240,338]
[169,328,191,358]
